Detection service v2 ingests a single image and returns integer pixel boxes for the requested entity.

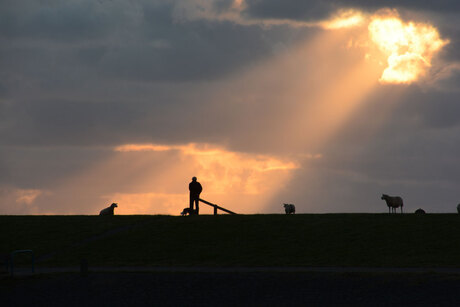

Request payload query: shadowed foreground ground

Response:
[2,214,460,267]
[2,272,460,306]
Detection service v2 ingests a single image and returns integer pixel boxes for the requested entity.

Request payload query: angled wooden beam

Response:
[199,198,237,215]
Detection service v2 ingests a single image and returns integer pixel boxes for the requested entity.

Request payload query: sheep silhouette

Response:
[99,203,118,216]
[381,194,403,214]
[283,203,295,214]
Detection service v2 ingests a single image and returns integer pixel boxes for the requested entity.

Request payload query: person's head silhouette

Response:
[192,176,197,182]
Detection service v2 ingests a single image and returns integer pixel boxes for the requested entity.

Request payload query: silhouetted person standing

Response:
[189,176,202,214]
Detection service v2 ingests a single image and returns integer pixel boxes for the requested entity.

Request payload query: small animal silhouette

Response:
[99,203,118,216]
[381,194,403,214]
[283,203,295,214]
[181,208,197,216]
[415,208,426,214]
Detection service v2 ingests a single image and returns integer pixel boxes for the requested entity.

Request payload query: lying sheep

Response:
[99,203,118,216]
[283,203,295,214]
[415,208,426,214]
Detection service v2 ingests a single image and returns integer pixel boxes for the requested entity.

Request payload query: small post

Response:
[214,206,218,215]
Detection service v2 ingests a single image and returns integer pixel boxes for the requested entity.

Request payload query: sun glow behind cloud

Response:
[368,11,449,84]
[109,143,300,214]
[321,9,448,84]
[176,3,448,85]
[115,143,299,172]
[232,0,245,10]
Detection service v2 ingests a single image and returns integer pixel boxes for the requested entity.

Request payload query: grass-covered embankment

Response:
[1,214,460,267]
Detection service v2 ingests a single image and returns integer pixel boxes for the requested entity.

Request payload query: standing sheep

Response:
[283,203,295,214]
[99,203,118,216]
[381,194,403,214]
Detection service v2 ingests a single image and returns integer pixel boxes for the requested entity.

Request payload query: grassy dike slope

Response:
[1,214,460,267]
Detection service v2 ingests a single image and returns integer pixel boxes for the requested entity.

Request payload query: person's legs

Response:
[190,195,194,210]
[194,198,199,214]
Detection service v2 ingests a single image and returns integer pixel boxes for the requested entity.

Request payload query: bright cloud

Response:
[368,10,449,84]
[321,10,365,29]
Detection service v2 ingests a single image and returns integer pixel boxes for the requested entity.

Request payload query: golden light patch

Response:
[114,143,299,195]
[15,189,43,205]
[105,193,187,215]
[20,143,302,215]
[321,10,365,29]
[368,12,448,84]
[115,143,299,172]
[114,144,172,152]
[109,143,302,214]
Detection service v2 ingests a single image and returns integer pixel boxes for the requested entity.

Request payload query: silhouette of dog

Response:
[181,208,197,216]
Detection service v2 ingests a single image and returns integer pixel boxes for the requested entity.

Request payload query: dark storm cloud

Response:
[0,99,145,146]
[99,20,288,82]
[243,0,334,21]
[243,0,460,21]
[0,1,311,84]
[0,0,314,145]
[439,27,460,62]
[0,88,246,147]
[212,0,238,12]
[398,89,460,129]
[0,83,7,97]
[0,1,120,41]
[0,146,110,188]
[328,85,460,167]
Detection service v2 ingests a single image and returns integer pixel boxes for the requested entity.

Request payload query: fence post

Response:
[214,206,218,215]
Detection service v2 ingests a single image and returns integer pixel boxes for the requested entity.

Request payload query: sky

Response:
[1,0,459,215]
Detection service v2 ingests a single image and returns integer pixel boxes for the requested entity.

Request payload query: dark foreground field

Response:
[3,272,460,306]
[1,214,460,267]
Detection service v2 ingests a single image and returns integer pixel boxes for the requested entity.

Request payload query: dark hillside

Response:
[1,214,460,267]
